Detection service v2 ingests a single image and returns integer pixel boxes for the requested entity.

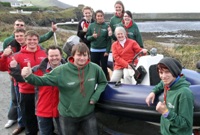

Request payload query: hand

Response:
[142,49,148,54]
[83,26,88,32]
[10,57,18,68]
[145,92,155,106]
[3,46,12,56]
[156,101,168,114]
[107,26,112,36]
[90,100,95,104]
[21,62,32,78]
[104,52,109,57]
[51,22,57,32]
[93,31,98,38]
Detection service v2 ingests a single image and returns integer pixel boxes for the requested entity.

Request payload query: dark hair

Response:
[46,45,63,55]
[157,63,168,72]
[71,42,90,57]
[95,10,104,18]
[114,0,125,14]
[125,10,132,19]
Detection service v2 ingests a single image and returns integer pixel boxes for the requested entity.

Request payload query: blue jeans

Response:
[8,79,18,120]
[37,116,62,135]
[14,85,25,128]
[59,112,98,135]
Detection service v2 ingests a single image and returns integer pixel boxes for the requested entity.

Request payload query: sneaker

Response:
[4,120,17,128]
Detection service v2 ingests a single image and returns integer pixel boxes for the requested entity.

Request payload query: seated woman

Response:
[110,26,147,84]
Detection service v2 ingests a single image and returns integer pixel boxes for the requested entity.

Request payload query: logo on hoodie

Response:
[167,102,175,109]
[88,78,95,81]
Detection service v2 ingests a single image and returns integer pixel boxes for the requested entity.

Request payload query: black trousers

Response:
[20,93,38,135]
[90,52,108,77]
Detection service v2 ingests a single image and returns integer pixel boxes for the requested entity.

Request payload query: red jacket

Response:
[112,38,142,70]
[10,45,46,93]
[33,58,66,118]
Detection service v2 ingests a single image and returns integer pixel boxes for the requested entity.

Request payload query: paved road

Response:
[0,72,24,135]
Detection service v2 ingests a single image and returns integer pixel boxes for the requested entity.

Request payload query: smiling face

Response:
[95,12,104,23]
[83,9,93,21]
[115,3,123,15]
[25,35,38,52]
[73,51,89,68]
[48,49,62,68]
[158,68,176,85]
[123,13,132,22]
[14,20,25,30]
[15,32,25,46]
[115,27,126,41]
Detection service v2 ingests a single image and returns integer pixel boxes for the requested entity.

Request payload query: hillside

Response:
[0,0,72,8]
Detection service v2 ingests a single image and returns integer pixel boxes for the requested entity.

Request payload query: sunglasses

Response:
[15,24,24,26]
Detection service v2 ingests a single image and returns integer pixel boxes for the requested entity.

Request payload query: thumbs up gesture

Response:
[10,57,18,68]
[107,26,112,36]
[93,30,97,38]
[52,22,57,32]
[21,62,32,78]
[83,24,88,32]
[3,46,12,56]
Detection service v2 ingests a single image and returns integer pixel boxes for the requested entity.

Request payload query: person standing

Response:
[119,10,143,48]
[145,57,194,135]
[86,10,112,80]
[3,19,57,129]
[9,30,47,135]
[110,0,125,40]
[77,6,94,48]
[32,46,65,135]
[21,43,107,135]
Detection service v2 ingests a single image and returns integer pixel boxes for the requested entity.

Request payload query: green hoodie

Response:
[118,21,143,48]
[153,76,194,135]
[25,59,107,118]
[3,31,54,50]
[110,15,123,33]
[86,21,111,53]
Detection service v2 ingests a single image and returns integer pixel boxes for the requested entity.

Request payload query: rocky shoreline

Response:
[142,30,200,45]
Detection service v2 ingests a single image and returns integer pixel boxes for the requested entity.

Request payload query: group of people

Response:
[0,0,195,135]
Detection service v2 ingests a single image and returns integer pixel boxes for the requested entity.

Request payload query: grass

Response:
[1,23,200,70]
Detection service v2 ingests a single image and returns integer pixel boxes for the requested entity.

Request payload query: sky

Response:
[58,0,200,13]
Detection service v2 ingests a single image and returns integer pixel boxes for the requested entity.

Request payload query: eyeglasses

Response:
[15,24,24,26]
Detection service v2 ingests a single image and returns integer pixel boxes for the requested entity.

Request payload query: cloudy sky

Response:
[58,0,199,13]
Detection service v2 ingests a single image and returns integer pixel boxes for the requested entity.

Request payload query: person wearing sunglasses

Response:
[2,19,57,132]
[3,19,57,50]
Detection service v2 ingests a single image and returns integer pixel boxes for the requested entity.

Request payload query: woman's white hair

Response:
[114,26,127,37]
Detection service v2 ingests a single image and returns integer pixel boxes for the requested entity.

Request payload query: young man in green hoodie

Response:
[21,42,107,135]
[145,57,194,135]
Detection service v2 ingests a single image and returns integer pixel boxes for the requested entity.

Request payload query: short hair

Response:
[14,19,25,24]
[115,26,127,37]
[95,10,104,17]
[46,45,63,55]
[124,10,132,19]
[25,30,39,40]
[13,28,26,35]
[71,42,90,57]
[82,6,93,13]
[114,0,125,14]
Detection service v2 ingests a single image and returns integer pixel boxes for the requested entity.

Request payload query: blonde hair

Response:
[82,6,93,13]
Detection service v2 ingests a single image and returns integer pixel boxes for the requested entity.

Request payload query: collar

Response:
[169,75,180,88]
[46,62,61,70]
[119,38,126,47]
